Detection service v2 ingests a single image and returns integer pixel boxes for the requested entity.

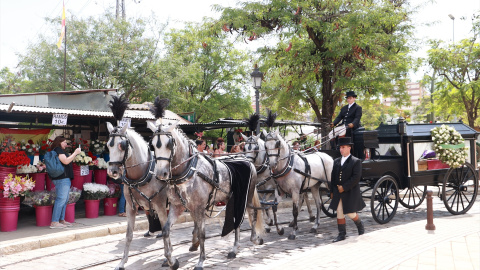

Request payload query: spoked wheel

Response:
[371,175,399,224]
[399,185,427,209]
[442,162,478,215]
[319,186,336,218]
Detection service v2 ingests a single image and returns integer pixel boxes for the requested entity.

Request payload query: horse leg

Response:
[228,227,241,259]
[288,192,300,240]
[162,204,182,270]
[272,197,284,235]
[304,192,316,222]
[193,209,206,270]
[189,222,200,252]
[309,184,322,233]
[289,194,303,227]
[115,202,136,270]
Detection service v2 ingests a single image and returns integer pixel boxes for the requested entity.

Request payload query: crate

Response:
[417,159,428,171]
[427,159,450,170]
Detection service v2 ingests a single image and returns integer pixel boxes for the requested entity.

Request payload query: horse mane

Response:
[173,126,196,149]
[149,97,170,119]
[109,94,130,122]
[125,127,149,149]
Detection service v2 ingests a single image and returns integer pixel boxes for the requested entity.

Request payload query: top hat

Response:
[337,137,353,146]
[345,91,357,98]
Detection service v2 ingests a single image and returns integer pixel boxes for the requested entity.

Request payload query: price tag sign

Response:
[118,118,131,128]
[52,114,68,126]
[80,165,89,176]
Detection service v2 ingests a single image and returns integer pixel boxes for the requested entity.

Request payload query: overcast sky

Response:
[0,0,479,82]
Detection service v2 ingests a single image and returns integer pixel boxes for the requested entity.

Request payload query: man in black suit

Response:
[329,137,366,242]
[331,91,362,137]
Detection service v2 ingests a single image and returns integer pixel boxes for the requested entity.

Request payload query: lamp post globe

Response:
[250,65,263,135]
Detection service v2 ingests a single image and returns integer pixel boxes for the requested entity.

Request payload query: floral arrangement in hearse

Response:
[83,183,110,200]
[431,125,468,168]
[2,173,35,199]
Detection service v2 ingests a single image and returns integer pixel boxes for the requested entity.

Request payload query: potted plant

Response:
[65,187,81,223]
[93,157,108,185]
[24,190,55,227]
[0,173,35,231]
[0,149,31,189]
[83,183,109,218]
[72,151,93,190]
[103,184,121,216]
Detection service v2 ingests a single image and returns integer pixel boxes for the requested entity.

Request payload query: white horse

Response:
[106,122,169,270]
[263,129,334,240]
[147,121,264,270]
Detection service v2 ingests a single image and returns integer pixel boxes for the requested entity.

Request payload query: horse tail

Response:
[251,187,265,236]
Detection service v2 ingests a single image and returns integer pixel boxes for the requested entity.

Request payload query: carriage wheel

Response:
[442,162,478,215]
[319,187,336,218]
[399,185,427,209]
[371,175,399,224]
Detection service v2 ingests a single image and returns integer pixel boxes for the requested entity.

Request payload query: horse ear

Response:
[274,128,279,136]
[262,130,268,137]
[166,120,179,132]
[241,133,248,142]
[119,123,129,134]
[147,120,157,132]
[106,122,114,133]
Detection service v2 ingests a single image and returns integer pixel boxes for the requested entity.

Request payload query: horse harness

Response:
[245,137,271,188]
[108,130,164,216]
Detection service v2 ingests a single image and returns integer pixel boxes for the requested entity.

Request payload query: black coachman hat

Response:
[345,91,357,98]
[337,137,353,146]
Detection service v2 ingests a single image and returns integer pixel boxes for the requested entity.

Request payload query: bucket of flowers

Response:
[90,140,106,158]
[104,184,121,216]
[93,158,108,185]
[72,151,93,190]
[431,125,468,169]
[83,183,109,218]
[24,190,55,227]
[0,150,31,189]
[65,187,82,223]
[0,174,35,231]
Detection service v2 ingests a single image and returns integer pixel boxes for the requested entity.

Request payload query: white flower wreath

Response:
[431,125,468,169]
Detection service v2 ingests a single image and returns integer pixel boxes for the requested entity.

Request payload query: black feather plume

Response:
[109,94,130,121]
[245,113,260,132]
[149,97,170,119]
[265,109,277,128]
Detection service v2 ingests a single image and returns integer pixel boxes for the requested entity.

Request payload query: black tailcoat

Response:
[333,103,362,130]
[329,155,366,214]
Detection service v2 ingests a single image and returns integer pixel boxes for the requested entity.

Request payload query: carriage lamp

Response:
[250,64,263,135]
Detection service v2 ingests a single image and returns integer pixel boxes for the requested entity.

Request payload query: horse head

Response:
[147,120,177,180]
[263,129,285,169]
[106,121,130,179]
[242,133,266,166]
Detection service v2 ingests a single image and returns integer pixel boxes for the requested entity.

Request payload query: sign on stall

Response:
[52,114,68,126]
[118,118,131,128]
[80,165,89,176]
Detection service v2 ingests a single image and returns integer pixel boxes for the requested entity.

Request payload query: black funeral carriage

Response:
[320,119,479,224]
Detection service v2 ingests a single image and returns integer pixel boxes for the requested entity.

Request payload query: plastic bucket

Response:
[0,197,20,232]
[65,203,76,223]
[34,205,53,227]
[94,169,107,185]
[84,199,100,218]
[103,197,118,216]
[31,173,46,191]
[71,164,84,190]
[0,166,16,189]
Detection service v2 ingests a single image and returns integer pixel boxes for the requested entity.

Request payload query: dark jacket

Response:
[329,155,365,214]
[52,147,74,180]
[333,103,362,130]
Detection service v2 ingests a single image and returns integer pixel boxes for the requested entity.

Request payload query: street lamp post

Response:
[250,64,263,135]
[448,14,455,44]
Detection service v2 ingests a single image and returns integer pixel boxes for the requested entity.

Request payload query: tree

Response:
[17,12,165,100]
[214,0,413,132]
[145,21,253,122]
[425,17,480,127]
[0,68,29,94]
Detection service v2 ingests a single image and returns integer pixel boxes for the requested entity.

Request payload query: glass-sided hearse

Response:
[320,118,479,224]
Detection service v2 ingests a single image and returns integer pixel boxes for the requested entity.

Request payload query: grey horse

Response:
[147,120,264,270]
[106,122,169,270]
[263,129,334,240]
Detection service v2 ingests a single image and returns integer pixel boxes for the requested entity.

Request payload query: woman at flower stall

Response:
[49,136,81,229]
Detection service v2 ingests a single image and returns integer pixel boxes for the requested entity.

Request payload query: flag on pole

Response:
[56,2,66,49]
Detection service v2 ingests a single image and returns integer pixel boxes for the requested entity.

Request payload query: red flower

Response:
[28,139,34,144]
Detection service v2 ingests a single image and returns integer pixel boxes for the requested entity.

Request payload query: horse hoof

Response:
[288,234,296,240]
[268,220,274,226]
[171,259,179,270]
[309,216,316,222]
[288,221,294,227]
[189,243,199,252]
[265,227,271,233]
[258,238,264,245]
[278,228,285,236]
[156,233,163,238]
[161,259,169,267]
[310,228,317,233]
[227,252,237,259]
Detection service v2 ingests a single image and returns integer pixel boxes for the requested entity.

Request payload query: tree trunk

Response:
[320,67,335,149]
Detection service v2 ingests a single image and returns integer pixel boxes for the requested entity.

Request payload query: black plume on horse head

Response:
[109,94,130,122]
[245,113,260,132]
[149,97,170,119]
[266,109,277,128]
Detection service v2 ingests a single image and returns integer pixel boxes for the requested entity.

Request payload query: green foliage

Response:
[424,17,480,127]
[214,0,414,128]
[359,98,399,129]
[0,67,28,94]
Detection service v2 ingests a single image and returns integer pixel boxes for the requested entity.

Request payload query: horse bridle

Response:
[265,132,294,178]
[265,133,282,158]
[108,132,132,166]
[150,129,177,179]
[245,137,269,174]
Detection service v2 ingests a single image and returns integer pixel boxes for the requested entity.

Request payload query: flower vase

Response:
[94,169,107,185]
[84,170,93,184]
[34,205,53,227]
[65,203,76,223]
[0,196,21,232]
[38,154,45,162]
[0,166,16,189]
[27,155,34,165]
[84,199,100,218]
[71,164,84,190]
[103,197,118,216]
[46,174,55,191]
[31,172,46,191]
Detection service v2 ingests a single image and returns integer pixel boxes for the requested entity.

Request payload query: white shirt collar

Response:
[341,154,351,166]
[348,102,355,109]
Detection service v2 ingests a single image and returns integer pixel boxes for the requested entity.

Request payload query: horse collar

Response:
[271,147,294,179]
[121,150,157,188]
